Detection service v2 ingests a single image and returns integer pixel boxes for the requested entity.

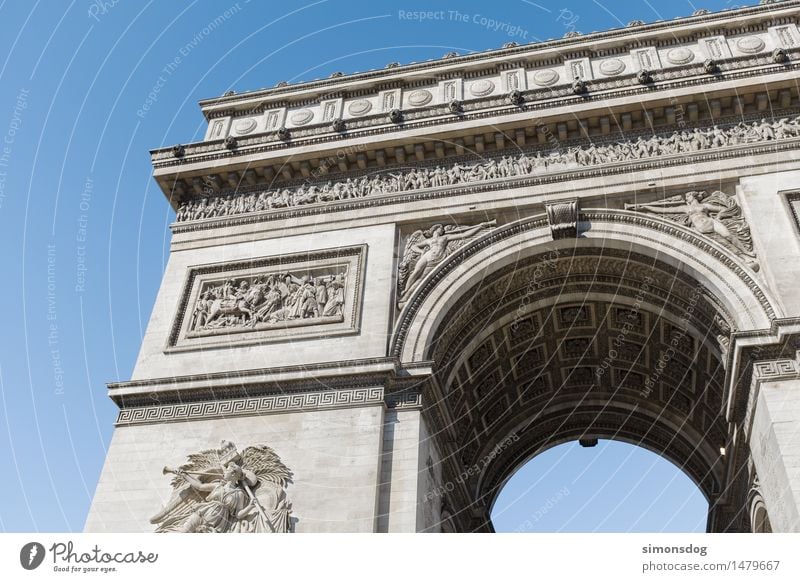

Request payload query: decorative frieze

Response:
[175,115,800,225]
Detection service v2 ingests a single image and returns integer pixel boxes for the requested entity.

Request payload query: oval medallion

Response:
[599,58,626,76]
[532,68,559,86]
[289,109,314,126]
[347,99,372,116]
[736,36,765,54]
[233,118,257,135]
[407,89,433,106]
[666,47,695,65]
[469,79,495,97]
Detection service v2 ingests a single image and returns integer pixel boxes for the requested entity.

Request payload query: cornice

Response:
[153,55,800,170]
[196,0,800,115]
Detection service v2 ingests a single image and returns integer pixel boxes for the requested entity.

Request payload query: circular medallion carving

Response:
[347,99,372,116]
[407,90,433,106]
[599,58,626,76]
[290,109,314,126]
[736,36,765,54]
[532,68,559,86]
[233,118,257,135]
[469,79,495,97]
[666,47,695,65]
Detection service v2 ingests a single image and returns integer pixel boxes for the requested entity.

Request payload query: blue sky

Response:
[0,0,739,532]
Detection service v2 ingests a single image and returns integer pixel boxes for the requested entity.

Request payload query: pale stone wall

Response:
[130,223,396,381]
[748,377,800,532]
[85,404,385,533]
[376,408,422,532]
[739,171,800,317]
[416,418,444,533]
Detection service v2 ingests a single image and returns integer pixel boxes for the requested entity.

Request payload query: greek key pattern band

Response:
[116,387,385,426]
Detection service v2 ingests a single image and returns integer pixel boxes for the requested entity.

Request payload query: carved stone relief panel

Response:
[502,68,527,92]
[565,57,592,81]
[264,108,287,132]
[632,46,661,72]
[167,245,366,351]
[439,78,463,102]
[769,24,800,48]
[204,116,231,141]
[320,97,343,122]
[379,88,402,112]
[397,220,496,306]
[700,35,733,60]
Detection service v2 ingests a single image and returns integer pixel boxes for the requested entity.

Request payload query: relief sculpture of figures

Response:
[175,116,800,223]
[150,440,293,533]
[190,269,347,332]
[397,220,496,305]
[625,190,759,270]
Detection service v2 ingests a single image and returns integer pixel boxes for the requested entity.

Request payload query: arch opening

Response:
[490,440,709,533]
[394,215,779,532]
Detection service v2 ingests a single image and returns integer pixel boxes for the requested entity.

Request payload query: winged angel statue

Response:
[150,440,292,533]
[397,220,496,305]
[625,190,758,271]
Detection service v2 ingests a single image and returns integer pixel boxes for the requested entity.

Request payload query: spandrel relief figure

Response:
[150,440,292,533]
[625,190,758,270]
[397,220,496,305]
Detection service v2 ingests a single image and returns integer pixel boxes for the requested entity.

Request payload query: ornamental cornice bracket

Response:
[545,198,579,239]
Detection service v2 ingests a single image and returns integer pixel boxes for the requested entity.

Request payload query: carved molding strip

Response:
[116,387,385,426]
[589,211,775,319]
[385,390,423,409]
[173,114,800,232]
[752,358,799,379]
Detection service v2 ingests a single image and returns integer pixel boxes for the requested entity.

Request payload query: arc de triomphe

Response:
[87,2,800,533]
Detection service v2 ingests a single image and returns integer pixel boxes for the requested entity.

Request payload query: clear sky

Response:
[0,0,740,532]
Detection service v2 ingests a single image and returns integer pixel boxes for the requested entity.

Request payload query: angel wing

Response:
[241,445,294,533]
[149,447,224,533]
[241,444,293,487]
[397,229,426,295]
[705,191,754,253]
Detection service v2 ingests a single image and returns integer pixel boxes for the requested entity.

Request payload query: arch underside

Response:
[400,228,776,531]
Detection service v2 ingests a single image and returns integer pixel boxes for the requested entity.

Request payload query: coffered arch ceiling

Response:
[431,249,729,505]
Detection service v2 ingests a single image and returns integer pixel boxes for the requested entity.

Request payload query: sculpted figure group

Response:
[175,116,800,222]
[190,270,347,332]
[151,440,292,533]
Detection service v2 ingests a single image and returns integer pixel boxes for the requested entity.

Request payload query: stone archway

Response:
[393,210,782,532]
